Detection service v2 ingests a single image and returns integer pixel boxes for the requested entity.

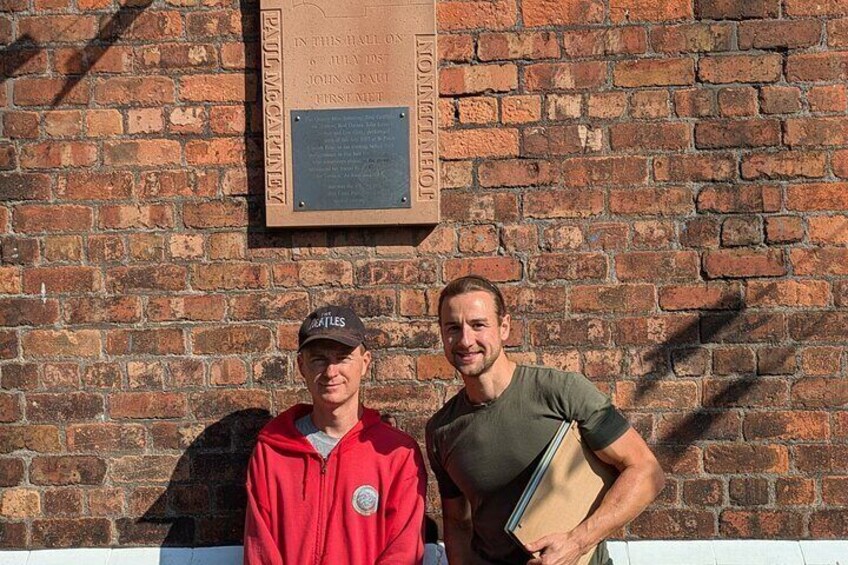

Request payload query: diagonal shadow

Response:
[50,0,153,106]
[0,34,40,84]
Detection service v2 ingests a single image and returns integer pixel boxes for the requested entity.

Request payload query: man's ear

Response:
[500,314,511,341]
[361,347,372,372]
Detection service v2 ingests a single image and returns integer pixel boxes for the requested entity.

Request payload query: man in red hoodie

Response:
[244,305,427,564]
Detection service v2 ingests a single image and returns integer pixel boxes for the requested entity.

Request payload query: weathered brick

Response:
[437,0,517,31]
[571,284,654,313]
[660,283,742,310]
[630,510,715,539]
[107,265,188,293]
[440,64,517,95]
[695,120,781,148]
[701,313,786,343]
[650,23,733,53]
[739,20,822,49]
[111,392,188,419]
[703,249,786,278]
[189,390,271,419]
[614,314,699,345]
[67,424,145,452]
[610,122,690,151]
[698,184,781,213]
[616,251,699,281]
[26,392,103,422]
[525,62,607,91]
[654,153,736,182]
[31,456,106,485]
[747,280,830,307]
[22,329,101,358]
[785,118,848,147]
[610,187,694,216]
[32,518,110,548]
[791,248,848,276]
[192,325,273,354]
[765,216,805,243]
[705,444,788,473]
[477,31,559,61]
[524,188,604,218]
[440,128,519,159]
[613,58,695,87]
[759,86,802,114]
[522,0,604,26]
[697,0,780,19]
[786,52,848,82]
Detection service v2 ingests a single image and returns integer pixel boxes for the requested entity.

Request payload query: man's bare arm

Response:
[526,427,665,564]
[442,495,474,565]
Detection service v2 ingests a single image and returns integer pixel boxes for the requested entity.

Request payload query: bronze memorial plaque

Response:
[260,0,439,228]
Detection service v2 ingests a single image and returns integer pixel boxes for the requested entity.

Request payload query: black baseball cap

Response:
[297,305,366,351]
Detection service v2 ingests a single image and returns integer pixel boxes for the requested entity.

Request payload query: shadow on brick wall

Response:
[128,409,271,546]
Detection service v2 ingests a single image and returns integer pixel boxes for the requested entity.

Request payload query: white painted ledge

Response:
[1,541,846,565]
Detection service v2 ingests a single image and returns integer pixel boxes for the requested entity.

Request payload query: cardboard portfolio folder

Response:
[505,420,618,565]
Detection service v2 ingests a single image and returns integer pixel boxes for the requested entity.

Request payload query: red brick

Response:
[695,119,781,148]
[525,61,607,91]
[26,392,103,422]
[18,15,96,42]
[800,347,842,376]
[785,118,848,147]
[650,23,733,53]
[610,187,694,216]
[111,455,185,483]
[702,55,782,85]
[562,156,648,187]
[41,111,82,138]
[739,20,822,49]
[182,200,248,228]
[790,311,848,341]
[705,444,788,473]
[744,411,828,440]
[524,188,604,218]
[148,296,227,322]
[19,141,97,169]
[67,424,145,452]
[613,58,695,87]
[502,95,542,124]
[478,159,557,188]
[701,312,786,343]
[111,392,187,419]
[786,0,848,16]
[787,52,848,82]
[614,314,699,345]
[189,389,271,419]
[829,18,848,48]
[795,445,848,473]
[356,259,438,285]
[444,256,522,282]
[478,32,559,62]
[439,34,474,62]
[615,380,699,409]
[296,260,354,287]
[807,85,848,113]
[120,10,183,39]
[55,172,133,201]
[759,86,802,114]
[501,286,569,315]
[439,128,519,160]
[22,329,101,358]
[106,329,184,356]
[776,478,815,505]
[529,253,607,282]
[437,0,517,31]
[629,90,670,119]
[524,125,602,156]
[137,43,217,71]
[717,86,758,117]
[748,280,830,307]
[53,46,131,75]
[779,221,815,258]
[440,64,517,95]
[529,319,611,347]
[571,284,654,313]
[3,112,39,139]
[654,154,736,183]
[616,251,700,281]
[180,74,255,102]
[610,123,690,151]
[703,249,786,279]
[0,425,59,453]
[721,510,803,538]
[788,183,848,213]
[809,215,848,245]
[660,283,742,310]
[106,265,187,292]
[191,263,269,291]
[103,140,181,167]
[86,109,123,136]
[31,456,106,485]
[683,479,724,506]
[792,377,848,407]
[0,298,59,326]
[630,510,715,539]
[457,97,497,124]
[23,266,100,294]
[587,92,627,118]
[32,518,110,548]
[610,0,692,22]
[697,185,781,213]
[522,0,604,26]
[94,77,175,105]
[192,325,273,354]
[822,477,848,505]
[697,0,780,19]
[742,152,826,180]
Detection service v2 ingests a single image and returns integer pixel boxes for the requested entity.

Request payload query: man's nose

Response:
[324,361,341,377]
[459,325,474,347]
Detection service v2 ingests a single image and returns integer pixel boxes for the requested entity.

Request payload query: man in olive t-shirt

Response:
[426,276,665,565]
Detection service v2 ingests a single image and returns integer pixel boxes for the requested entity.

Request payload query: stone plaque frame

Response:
[260,0,439,228]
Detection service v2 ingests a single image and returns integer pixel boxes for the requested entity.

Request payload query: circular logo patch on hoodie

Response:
[352,485,379,516]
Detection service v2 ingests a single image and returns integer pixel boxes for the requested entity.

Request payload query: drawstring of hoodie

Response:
[301,453,308,500]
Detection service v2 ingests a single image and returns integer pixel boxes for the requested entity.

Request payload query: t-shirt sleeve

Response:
[544,369,630,451]
[425,423,463,499]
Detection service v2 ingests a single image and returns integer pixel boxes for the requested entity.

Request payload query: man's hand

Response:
[525,531,585,565]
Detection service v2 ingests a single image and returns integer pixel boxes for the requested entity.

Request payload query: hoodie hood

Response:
[256,403,383,454]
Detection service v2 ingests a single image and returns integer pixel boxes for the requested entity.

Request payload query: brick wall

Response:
[2,0,848,549]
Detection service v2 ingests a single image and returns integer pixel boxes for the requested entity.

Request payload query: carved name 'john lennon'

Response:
[260,0,439,228]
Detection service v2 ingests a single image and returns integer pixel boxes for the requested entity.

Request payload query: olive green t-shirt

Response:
[425,365,630,565]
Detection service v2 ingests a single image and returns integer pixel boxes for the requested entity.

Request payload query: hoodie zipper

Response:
[313,455,329,564]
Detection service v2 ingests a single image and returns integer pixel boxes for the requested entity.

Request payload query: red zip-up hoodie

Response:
[243,404,426,565]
